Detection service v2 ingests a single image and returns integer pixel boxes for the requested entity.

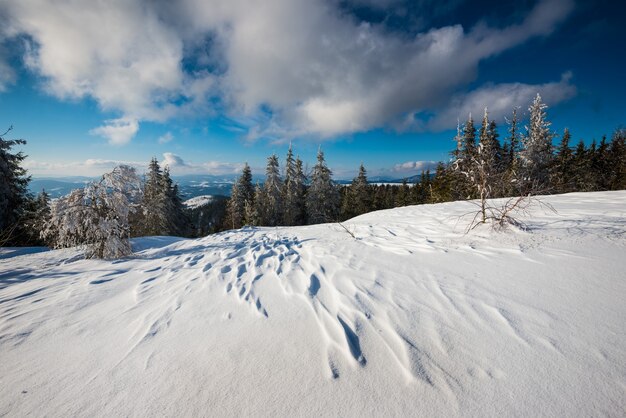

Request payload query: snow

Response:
[183,195,214,209]
[1,191,625,417]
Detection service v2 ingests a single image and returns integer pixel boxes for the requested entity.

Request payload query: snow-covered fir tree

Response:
[140,158,168,235]
[251,182,264,226]
[283,145,306,226]
[306,148,340,224]
[262,154,283,226]
[520,94,554,191]
[43,165,142,259]
[226,182,243,229]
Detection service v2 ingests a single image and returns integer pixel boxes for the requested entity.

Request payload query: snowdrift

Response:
[1,191,625,417]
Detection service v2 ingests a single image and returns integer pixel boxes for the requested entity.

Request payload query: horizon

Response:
[1,0,625,178]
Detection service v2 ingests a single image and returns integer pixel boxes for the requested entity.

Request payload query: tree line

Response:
[1,93,624,257]
[224,94,625,229]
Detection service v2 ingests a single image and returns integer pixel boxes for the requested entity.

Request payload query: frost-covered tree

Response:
[458,115,478,199]
[226,182,244,229]
[262,154,283,226]
[43,165,142,259]
[478,109,504,196]
[520,94,554,191]
[0,126,31,245]
[283,145,306,225]
[226,163,255,229]
[139,158,167,235]
[251,182,264,226]
[306,148,340,224]
[503,107,523,195]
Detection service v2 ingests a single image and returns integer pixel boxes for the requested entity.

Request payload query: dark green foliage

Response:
[0,126,32,245]
[306,148,340,224]
[341,163,371,220]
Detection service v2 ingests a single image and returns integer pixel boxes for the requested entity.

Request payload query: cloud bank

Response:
[1,0,575,142]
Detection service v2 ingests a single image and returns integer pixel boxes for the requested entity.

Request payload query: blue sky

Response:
[0,0,624,178]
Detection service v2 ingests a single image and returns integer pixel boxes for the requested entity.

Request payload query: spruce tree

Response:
[141,157,168,235]
[503,107,523,196]
[263,154,283,226]
[608,128,626,190]
[306,148,340,224]
[283,146,304,225]
[430,162,452,203]
[239,163,255,207]
[293,157,307,224]
[251,182,264,226]
[226,182,244,229]
[552,128,573,193]
[342,163,371,219]
[520,94,554,192]
[0,126,31,245]
[455,114,478,199]
[396,179,410,207]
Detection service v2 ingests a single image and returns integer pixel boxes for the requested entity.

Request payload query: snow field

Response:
[1,191,625,417]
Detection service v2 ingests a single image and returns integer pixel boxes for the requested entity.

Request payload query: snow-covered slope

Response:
[1,192,625,417]
[183,194,214,209]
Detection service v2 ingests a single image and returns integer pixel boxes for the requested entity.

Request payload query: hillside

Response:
[1,191,625,417]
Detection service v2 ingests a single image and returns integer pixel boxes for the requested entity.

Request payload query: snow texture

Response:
[1,191,625,417]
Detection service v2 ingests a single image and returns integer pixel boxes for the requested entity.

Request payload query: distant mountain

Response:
[29,175,242,199]
[29,178,94,198]
[30,172,432,199]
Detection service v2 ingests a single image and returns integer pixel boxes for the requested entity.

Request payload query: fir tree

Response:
[140,157,168,235]
[608,128,626,190]
[342,163,371,219]
[251,182,264,226]
[262,154,283,226]
[283,146,305,225]
[552,128,573,193]
[239,163,255,208]
[306,148,340,224]
[520,94,554,192]
[396,179,410,207]
[43,165,141,259]
[430,162,452,203]
[0,126,31,245]
[226,182,244,229]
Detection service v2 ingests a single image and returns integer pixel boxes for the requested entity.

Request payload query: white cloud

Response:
[392,160,439,174]
[23,158,147,176]
[158,132,174,144]
[426,72,577,131]
[24,154,244,176]
[161,152,244,175]
[89,117,139,145]
[3,0,575,141]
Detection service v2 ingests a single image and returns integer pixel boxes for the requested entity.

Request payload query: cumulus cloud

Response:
[89,117,139,145]
[158,132,174,144]
[392,160,439,174]
[425,72,577,130]
[23,158,146,176]
[161,152,244,175]
[2,0,575,141]
[24,154,243,176]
